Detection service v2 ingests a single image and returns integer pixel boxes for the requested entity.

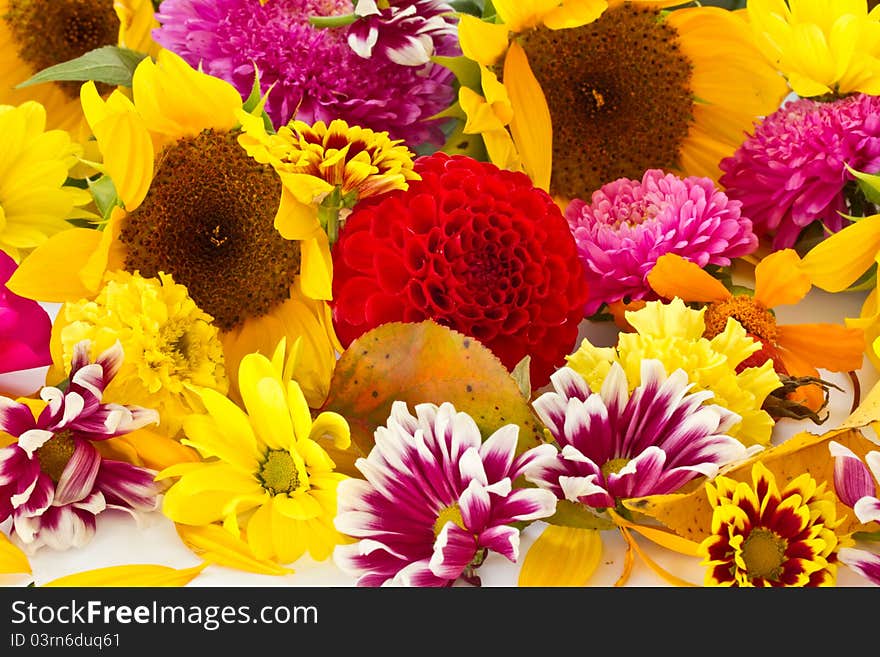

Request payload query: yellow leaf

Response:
[608,509,701,557]
[0,533,30,575]
[175,524,293,576]
[838,375,880,430]
[41,563,207,587]
[618,527,699,587]
[518,525,602,587]
[623,427,880,541]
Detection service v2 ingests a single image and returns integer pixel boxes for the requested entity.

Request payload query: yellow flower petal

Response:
[40,563,208,587]
[518,525,603,586]
[543,0,608,30]
[800,215,880,292]
[238,354,295,451]
[175,523,294,576]
[457,14,511,66]
[0,532,30,575]
[647,253,732,303]
[753,249,811,308]
[299,234,334,301]
[107,426,201,471]
[503,42,552,192]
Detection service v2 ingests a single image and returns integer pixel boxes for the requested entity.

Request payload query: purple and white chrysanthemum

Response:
[153,0,457,148]
[525,360,760,509]
[0,341,160,552]
[829,441,880,586]
[333,400,558,587]
[719,93,880,250]
[565,169,758,317]
[347,0,458,66]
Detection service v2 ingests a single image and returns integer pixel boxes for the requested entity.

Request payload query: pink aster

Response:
[525,360,759,509]
[153,0,457,148]
[0,340,160,552]
[719,93,880,250]
[347,0,458,66]
[0,250,51,377]
[829,441,880,586]
[333,401,558,587]
[565,169,757,317]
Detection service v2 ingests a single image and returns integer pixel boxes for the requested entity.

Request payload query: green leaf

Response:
[16,46,149,90]
[846,163,880,206]
[240,64,276,134]
[432,55,481,92]
[88,175,120,220]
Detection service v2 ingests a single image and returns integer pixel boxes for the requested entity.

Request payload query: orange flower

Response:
[647,250,864,411]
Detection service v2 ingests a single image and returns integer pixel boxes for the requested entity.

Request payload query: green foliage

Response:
[16,46,149,90]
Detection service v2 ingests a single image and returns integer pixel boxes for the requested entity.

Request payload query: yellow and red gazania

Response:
[647,250,865,411]
[0,0,159,139]
[7,49,340,407]
[456,0,788,202]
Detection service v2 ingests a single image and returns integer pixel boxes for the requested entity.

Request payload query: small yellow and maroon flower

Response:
[699,461,849,587]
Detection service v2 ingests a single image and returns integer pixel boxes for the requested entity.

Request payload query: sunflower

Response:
[7,49,340,404]
[647,250,865,412]
[456,0,789,201]
[0,0,160,139]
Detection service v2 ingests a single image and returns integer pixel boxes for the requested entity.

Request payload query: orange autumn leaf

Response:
[622,427,880,542]
[322,320,546,466]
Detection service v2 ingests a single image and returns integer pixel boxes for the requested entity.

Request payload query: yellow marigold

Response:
[566,298,782,446]
[53,270,228,439]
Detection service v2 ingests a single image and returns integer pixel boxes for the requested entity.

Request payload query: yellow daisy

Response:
[457,0,789,201]
[566,298,782,446]
[7,49,340,405]
[748,0,880,98]
[0,100,94,261]
[237,114,420,296]
[52,270,228,439]
[0,0,159,139]
[157,338,352,566]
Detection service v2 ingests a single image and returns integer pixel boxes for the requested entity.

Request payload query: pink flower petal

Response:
[54,440,101,505]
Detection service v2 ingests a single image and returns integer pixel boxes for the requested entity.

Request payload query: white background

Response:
[1,282,878,588]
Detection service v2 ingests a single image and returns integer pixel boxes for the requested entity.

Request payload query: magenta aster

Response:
[526,360,759,509]
[333,401,558,587]
[829,441,880,586]
[346,0,458,66]
[565,168,757,317]
[0,341,160,551]
[153,0,457,147]
[719,93,880,250]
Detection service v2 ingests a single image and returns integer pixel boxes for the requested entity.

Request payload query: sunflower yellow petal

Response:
[0,532,30,575]
[175,523,294,575]
[519,525,603,586]
[493,0,560,32]
[40,563,208,587]
[299,234,333,301]
[800,215,880,292]
[503,42,552,192]
[543,0,608,30]
[458,14,510,66]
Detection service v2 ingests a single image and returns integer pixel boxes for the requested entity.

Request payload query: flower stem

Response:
[309,13,358,29]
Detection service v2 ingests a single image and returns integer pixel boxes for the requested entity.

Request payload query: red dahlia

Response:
[331,152,589,388]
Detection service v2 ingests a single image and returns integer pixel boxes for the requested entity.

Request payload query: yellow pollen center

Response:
[434,504,466,537]
[259,449,301,495]
[741,528,787,581]
[703,296,777,342]
[35,429,76,483]
[602,457,630,478]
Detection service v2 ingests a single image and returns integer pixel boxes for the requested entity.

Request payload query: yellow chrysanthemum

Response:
[457,0,788,201]
[0,0,160,140]
[699,461,849,587]
[0,100,94,261]
[157,339,352,566]
[52,270,228,439]
[7,49,341,404]
[566,298,782,446]
[237,113,420,296]
[748,0,880,98]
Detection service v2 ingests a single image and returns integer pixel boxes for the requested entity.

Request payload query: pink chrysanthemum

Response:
[0,341,160,552]
[565,169,758,317]
[333,401,558,587]
[153,0,457,148]
[526,360,759,509]
[719,93,880,250]
[347,0,457,66]
[829,441,880,586]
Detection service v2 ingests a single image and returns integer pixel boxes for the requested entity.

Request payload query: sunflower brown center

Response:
[4,0,120,98]
[518,4,693,200]
[259,449,300,495]
[121,129,300,332]
[434,503,466,537]
[35,429,76,483]
[741,527,787,581]
[703,296,777,343]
